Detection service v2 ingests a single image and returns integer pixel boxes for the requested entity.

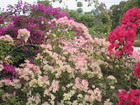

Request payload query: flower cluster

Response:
[118,89,140,105]
[5,0,68,19]
[134,62,140,79]
[17,28,30,42]
[3,64,17,79]
[130,49,140,62]
[33,4,68,19]
[108,8,140,56]
[0,35,14,43]
[55,16,92,40]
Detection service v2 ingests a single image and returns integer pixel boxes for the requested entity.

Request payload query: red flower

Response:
[108,8,140,56]
[118,89,140,105]
[134,62,140,78]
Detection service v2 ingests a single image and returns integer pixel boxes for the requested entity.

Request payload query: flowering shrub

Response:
[108,8,140,104]
[0,0,68,45]
[108,8,140,56]
[5,0,68,18]
[0,24,116,104]
[118,89,140,105]
[0,0,70,69]
[0,1,115,104]
[1,0,140,104]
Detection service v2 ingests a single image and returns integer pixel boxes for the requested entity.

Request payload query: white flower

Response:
[17,28,30,42]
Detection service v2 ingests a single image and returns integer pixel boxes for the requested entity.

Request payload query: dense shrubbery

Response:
[67,2,112,38]
[0,0,140,105]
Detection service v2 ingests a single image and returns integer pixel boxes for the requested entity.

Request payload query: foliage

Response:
[77,2,83,7]
[110,1,127,29]
[67,2,112,38]
[91,3,112,37]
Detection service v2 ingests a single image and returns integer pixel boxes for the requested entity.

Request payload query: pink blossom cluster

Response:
[108,8,140,56]
[15,60,41,81]
[118,89,140,105]
[55,16,93,40]
[0,31,115,104]
[62,36,88,54]
[130,49,140,78]
[60,37,103,77]
[0,35,14,43]
[74,77,102,102]
[33,37,107,104]
[130,49,140,62]
[93,38,110,55]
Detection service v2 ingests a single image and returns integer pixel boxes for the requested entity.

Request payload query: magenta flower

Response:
[3,64,17,79]
[118,89,140,105]
[134,62,140,79]
[108,8,140,56]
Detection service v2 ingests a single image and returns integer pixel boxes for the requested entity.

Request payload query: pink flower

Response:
[3,78,11,86]
[130,49,140,62]
[82,80,88,86]
[51,80,59,92]
[0,35,14,43]
[41,76,49,81]
[42,102,49,105]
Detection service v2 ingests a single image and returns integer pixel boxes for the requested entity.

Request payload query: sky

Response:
[0,0,128,12]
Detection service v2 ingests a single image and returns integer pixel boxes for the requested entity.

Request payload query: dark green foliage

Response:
[76,8,83,13]
[110,1,127,29]
[0,41,12,60]
[77,2,83,7]
[10,44,40,66]
[37,0,51,6]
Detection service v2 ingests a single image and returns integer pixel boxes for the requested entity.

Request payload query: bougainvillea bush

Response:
[0,0,140,105]
[108,7,140,105]
[0,1,114,104]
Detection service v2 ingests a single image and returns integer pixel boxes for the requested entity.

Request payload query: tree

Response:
[110,1,127,29]
[68,10,95,28]
[37,0,51,6]
[77,2,83,7]
[124,0,140,11]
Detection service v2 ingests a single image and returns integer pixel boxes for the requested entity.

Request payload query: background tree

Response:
[110,1,127,29]
[37,0,51,6]
[76,2,83,13]
[89,2,112,37]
